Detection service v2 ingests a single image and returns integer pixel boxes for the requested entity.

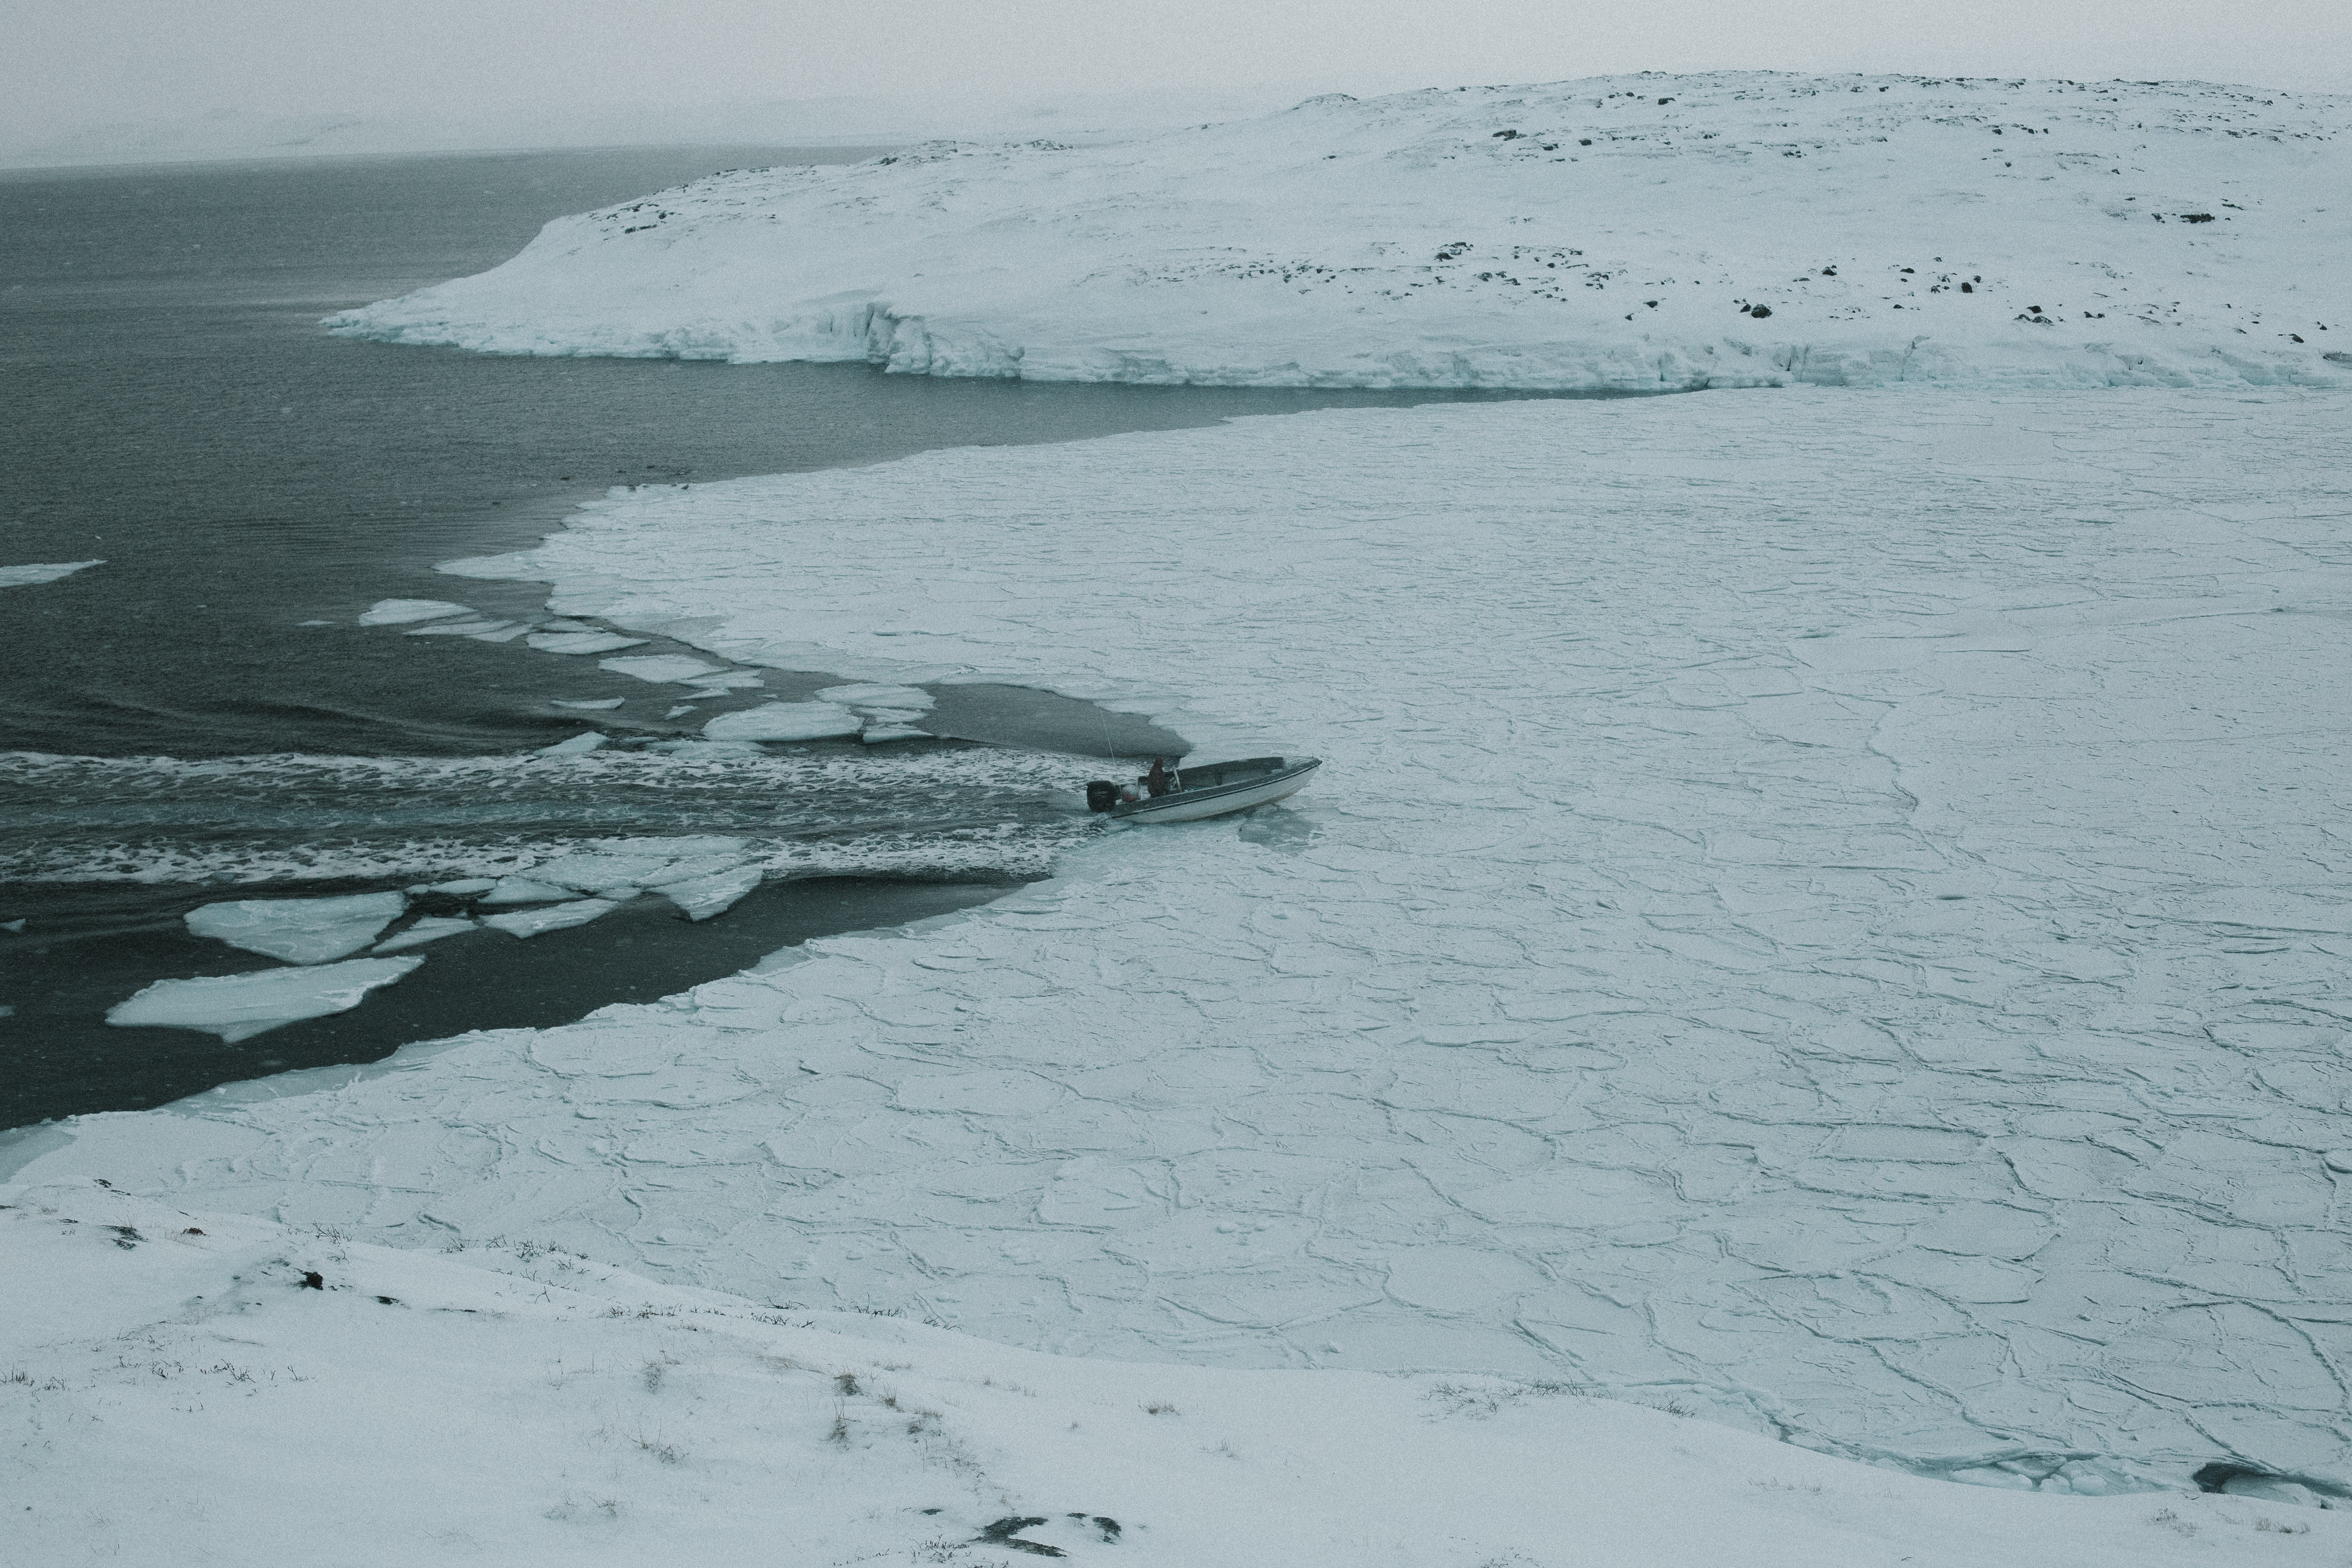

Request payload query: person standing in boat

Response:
[1146,757,1174,797]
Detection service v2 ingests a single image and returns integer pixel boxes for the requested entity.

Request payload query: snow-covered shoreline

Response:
[328,73,2352,391]
[8,1177,2342,1566]
[16,384,2352,1501]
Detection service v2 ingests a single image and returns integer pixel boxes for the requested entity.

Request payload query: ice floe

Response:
[476,876,572,905]
[331,75,2352,391]
[702,700,861,741]
[480,898,621,938]
[535,730,607,756]
[405,617,513,636]
[183,892,407,965]
[104,956,422,1042]
[371,916,476,954]
[14,1182,2310,1568]
[0,560,104,588]
[655,863,763,921]
[357,598,470,625]
[701,705,870,742]
[526,630,647,654]
[599,653,724,683]
[38,386,2352,1492]
[527,851,681,893]
[816,683,935,712]
[550,697,625,710]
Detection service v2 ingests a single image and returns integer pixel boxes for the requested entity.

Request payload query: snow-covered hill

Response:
[330,73,2352,390]
[6,1178,2339,1567]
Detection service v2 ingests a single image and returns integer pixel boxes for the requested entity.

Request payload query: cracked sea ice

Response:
[26,387,2352,1496]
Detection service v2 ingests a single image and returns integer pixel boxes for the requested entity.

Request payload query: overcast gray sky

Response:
[9,0,2347,148]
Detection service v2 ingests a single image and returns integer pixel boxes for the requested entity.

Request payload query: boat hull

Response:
[1110,758,1321,824]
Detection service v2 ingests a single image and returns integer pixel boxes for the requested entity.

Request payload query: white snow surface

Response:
[182,892,408,965]
[19,386,2352,1495]
[0,559,104,587]
[330,74,2352,392]
[17,1182,2327,1568]
[103,957,424,1043]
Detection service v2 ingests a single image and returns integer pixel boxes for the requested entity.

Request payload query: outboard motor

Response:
[1086,781,1120,813]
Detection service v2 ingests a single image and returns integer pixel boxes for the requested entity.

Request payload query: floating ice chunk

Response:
[481,898,621,938]
[107,956,423,1043]
[600,654,722,684]
[478,877,572,905]
[425,878,499,895]
[645,738,766,758]
[552,698,625,710]
[817,684,935,713]
[467,623,528,642]
[861,724,931,743]
[372,916,477,954]
[407,619,512,636]
[658,864,763,921]
[528,853,678,893]
[0,560,104,588]
[537,731,606,756]
[184,892,407,965]
[2,919,26,933]
[528,631,648,654]
[594,835,747,858]
[702,702,860,741]
[637,853,752,887]
[534,619,601,633]
[297,619,332,626]
[358,599,470,625]
[664,705,697,718]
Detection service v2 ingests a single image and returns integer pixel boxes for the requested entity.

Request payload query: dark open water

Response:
[0,145,1540,1129]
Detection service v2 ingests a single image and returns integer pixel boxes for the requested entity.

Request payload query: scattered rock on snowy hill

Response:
[330,72,2352,391]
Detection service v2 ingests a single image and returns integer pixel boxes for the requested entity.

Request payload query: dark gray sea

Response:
[0,145,1532,1127]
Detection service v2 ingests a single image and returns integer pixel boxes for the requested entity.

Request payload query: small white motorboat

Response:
[1086,755,1321,825]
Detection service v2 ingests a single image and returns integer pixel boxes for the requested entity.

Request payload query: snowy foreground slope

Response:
[14,386,2352,1499]
[13,1182,2333,1568]
[330,73,2352,390]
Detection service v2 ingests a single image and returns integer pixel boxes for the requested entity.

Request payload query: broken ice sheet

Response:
[373,916,477,954]
[816,684,935,713]
[528,631,648,655]
[702,702,860,741]
[481,899,621,938]
[551,698,625,711]
[601,654,724,684]
[107,956,424,1043]
[528,852,680,893]
[184,892,407,965]
[536,731,606,756]
[657,864,763,921]
[407,619,514,637]
[358,599,470,625]
[478,877,572,905]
